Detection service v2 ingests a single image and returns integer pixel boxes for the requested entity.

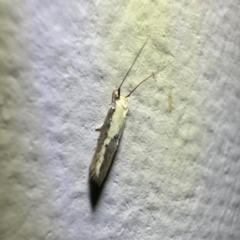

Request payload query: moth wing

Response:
[89,105,116,185]
[97,133,122,185]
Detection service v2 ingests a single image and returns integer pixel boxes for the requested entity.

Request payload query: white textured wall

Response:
[0,0,240,239]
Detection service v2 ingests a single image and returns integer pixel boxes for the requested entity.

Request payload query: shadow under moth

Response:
[89,37,171,187]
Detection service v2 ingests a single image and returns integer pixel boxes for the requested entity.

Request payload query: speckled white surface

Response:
[0,0,240,239]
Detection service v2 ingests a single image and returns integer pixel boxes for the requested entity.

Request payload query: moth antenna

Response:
[125,61,173,98]
[117,36,150,97]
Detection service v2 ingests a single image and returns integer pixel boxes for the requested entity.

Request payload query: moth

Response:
[89,38,170,186]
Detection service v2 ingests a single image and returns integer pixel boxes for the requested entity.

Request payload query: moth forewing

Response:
[89,91,129,186]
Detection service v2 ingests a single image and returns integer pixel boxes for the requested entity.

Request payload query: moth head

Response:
[112,89,120,102]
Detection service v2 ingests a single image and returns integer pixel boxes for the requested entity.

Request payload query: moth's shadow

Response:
[89,179,104,209]
[88,152,118,210]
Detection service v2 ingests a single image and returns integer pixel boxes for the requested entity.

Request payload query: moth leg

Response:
[95,125,103,131]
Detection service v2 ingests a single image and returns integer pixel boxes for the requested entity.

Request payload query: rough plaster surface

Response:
[0,0,240,239]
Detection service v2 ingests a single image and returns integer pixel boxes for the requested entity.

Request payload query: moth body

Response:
[90,91,128,186]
